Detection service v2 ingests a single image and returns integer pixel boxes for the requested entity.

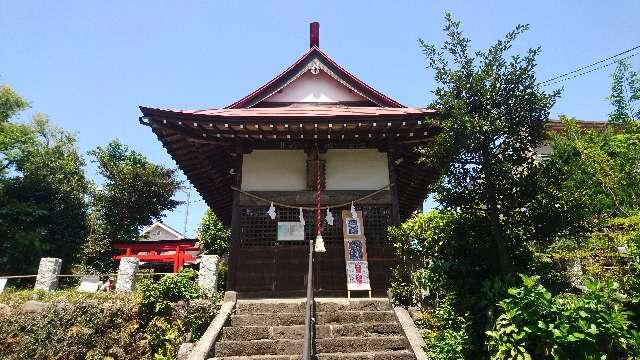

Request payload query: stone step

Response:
[315,336,409,354]
[222,325,304,341]
[214,334,408,357]
[315,299,392,313]
[222,323,403,341]
[214,339,303,357]
[210,351,415,360]
[316,350,416,360]
[211,355,299,360]
[233,299,392,315]
[316,311,397,325]
[235,300,305,315]
[229,311,397,327]
[230,313,304,327]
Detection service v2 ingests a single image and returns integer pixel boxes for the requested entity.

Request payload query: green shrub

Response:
[487,274,640,359]
[418,295,472,360]
[139,268,202,316]
[0,293,148,360]
[0,282,220,360]
[216,259,228,293]
[145,316,182,360]
[388,210,498,306]
[198,209,231,255]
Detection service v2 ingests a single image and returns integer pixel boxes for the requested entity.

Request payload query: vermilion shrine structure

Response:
[113,240,199,273]
[140,23,439,296]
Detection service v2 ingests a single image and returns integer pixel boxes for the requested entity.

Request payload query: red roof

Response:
[225,47,405,109]
[140,106,435,119]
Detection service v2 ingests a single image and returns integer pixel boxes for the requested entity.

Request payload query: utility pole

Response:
[183,186,191,237]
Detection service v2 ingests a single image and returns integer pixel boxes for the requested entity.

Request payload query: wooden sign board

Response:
[341,210,371,298]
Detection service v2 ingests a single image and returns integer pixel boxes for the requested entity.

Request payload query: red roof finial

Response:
[310,22,319,48]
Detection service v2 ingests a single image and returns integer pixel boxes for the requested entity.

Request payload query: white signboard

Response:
[77,275,101,292]
[277,222,305,241]
[0,278,7,293]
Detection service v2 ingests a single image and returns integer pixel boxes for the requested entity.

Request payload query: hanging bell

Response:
[314,234,326,253]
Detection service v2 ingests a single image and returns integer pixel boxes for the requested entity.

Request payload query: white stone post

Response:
[34,257,62,291]
[115,257,139,292]
[198,255,219,295]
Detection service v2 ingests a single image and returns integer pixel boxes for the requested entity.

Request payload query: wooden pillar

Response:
[387,148,401,225]
[227,143,244,291]
[173,245,180,273]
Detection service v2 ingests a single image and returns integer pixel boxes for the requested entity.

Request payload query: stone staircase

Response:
[210,298,415,360]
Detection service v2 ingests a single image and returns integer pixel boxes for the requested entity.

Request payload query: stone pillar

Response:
[198,255,219,295]
[115,257,139,292]
[34,257,62,291]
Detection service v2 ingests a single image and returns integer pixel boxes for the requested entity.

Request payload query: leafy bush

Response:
[388,210,498,306]
[0,280,220,360]
[145,316,183,360]
[197,209,231,255]
[138,268,202,316]
[487,275,640,359]
[418,295,472,360]
[0,293,148,360]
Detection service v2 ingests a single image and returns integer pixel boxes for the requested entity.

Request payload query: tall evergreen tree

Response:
[419,13,561,274]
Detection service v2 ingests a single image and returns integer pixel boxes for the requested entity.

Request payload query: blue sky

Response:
[2,1,639,236]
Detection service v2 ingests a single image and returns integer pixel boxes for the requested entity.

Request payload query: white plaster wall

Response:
[325,149,389,190]
[264,71,366,103]
[241,150,308,191]
[142,226,181,241]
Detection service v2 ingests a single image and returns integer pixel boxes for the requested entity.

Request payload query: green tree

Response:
[0,85,30,123]
[197,208,230,255]
[608,59,640,124]
[0,87,89,275]
[419,13,561,274]
[81,140,182,270]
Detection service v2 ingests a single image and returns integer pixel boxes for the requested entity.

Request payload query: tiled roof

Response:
[140,106,435,119]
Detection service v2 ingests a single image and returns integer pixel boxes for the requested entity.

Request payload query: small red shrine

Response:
[112,222,200,273]
[140,23,439,296]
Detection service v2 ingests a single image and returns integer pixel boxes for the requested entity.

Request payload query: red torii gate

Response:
[113,240,200,273]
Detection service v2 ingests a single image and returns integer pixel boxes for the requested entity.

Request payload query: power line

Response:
[539,44,640,86]
[542,51,639,87]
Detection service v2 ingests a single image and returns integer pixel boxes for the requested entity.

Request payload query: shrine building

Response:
[140,23,438,296]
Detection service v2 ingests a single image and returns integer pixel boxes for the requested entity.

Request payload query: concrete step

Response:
[210,351,414,360]
[316,311,397,325]
[231,311,398,327]
[316,350,416,360]
[214,339,303,357]
[315,336,409,354]
[317,323,403,338]
[222,325,304,341]
[235,300,305,315]
[315,299,392,313]
[233,298,392,315]
[211,355,300,360]
[230,313,304,327]
[229,311,397,327]
[221,323,403,341]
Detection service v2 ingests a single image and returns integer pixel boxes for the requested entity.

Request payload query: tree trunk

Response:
[487,201,512,275]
